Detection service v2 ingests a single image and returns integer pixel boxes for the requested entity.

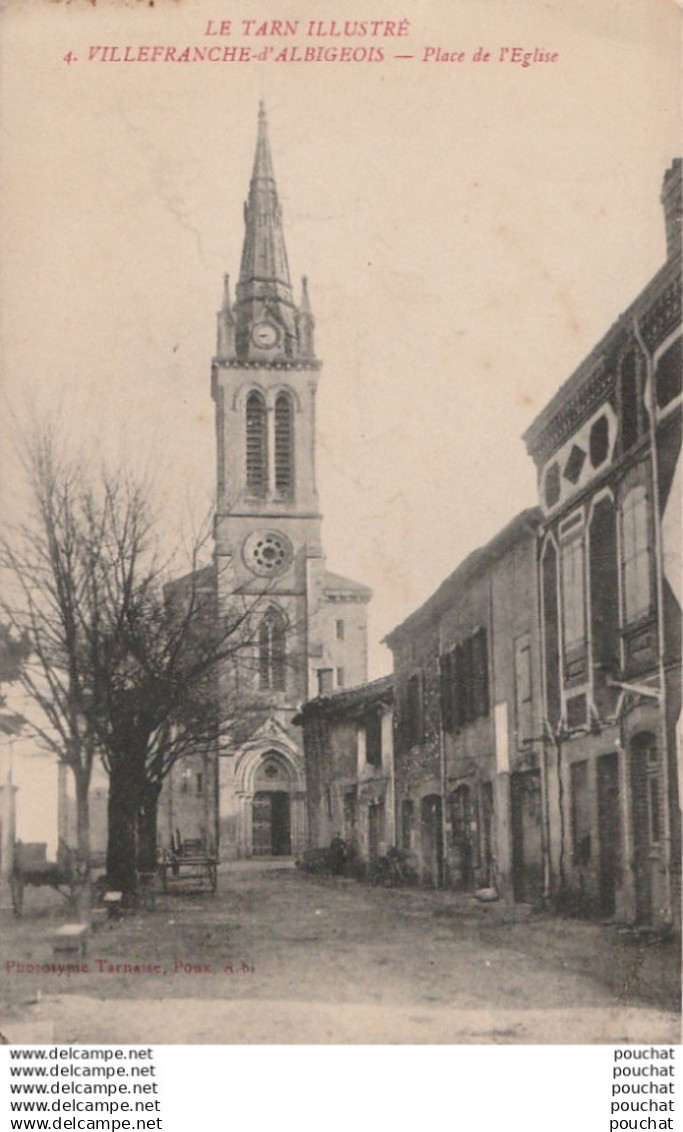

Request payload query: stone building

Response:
[294,675,394,862]
[159,105,371,860]
[385,509,545,898]
[523,160,682,928]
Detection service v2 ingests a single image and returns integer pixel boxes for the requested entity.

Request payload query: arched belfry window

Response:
[246,391,268,496]
[274,392,294,496]
[259,608,286,691]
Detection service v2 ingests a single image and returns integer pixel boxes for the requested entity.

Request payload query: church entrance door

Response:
[252,791,291,857]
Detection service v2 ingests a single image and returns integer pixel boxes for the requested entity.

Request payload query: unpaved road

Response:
[2,863,680,1043]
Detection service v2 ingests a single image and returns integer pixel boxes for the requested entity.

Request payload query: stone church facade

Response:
[158,105,371,861]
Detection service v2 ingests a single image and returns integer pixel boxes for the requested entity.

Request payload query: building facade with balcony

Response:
[523,160,682,928]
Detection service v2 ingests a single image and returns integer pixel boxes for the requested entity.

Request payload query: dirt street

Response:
[2,862,680,1044]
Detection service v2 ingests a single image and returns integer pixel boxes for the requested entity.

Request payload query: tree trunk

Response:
[71,768,92,921]
[106,752,146,899]
[137,781,162,873]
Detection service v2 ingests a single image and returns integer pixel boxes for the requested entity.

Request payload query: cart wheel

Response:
[10,872,24,917]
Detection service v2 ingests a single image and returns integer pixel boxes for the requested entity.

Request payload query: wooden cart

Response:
[10,842,74,916]
[159,838,217,895]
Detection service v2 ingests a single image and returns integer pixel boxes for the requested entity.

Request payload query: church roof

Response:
[322,569,373,602]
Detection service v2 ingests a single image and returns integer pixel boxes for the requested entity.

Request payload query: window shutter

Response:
[439,652,454,732]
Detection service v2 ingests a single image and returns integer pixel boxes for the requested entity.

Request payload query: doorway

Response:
[252,791,291,857]
[368,800,385,860]
[421,794,444,887]
[597,752,621,917]
[630,733,659,925]
[449,785,474,890]
[510,770,543,902]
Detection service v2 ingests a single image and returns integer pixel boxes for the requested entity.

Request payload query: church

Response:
[157,105,372,861]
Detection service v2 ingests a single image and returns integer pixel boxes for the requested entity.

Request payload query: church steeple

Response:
[231,102,303,363]
[213,103,321,520]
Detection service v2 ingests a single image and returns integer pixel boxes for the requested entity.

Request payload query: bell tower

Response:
[204,104,371,861]
[212,102,321,532]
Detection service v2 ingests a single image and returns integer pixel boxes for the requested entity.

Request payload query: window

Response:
[620,353,639,452]
[656,337,682,409]
[561,534,586,650]
[274,392,294,495]
[542,542,561,726]
[454,643,467,728]
[246,391,268,496]
[589,415,609,468]
[620,351,648,453]
[544,462,560,508]
[622,486,652,623]
[514,633,532,743]
[336,667,345,689]
[404,672,424,747]
[589,496,620,704]
[259,608,286,691]
[196,773,204,796]
[439,651,454,732]
[335,619,345,641]
[317,667,333,696]
[471,628,489,719]
[441,631,489,732]
[365,709,382,767]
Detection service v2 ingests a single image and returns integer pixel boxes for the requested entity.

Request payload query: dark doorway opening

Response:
[368,800,385,860]
[421,794,444,888]
[252,791,291,857]
[597,752,621,917]
[630,733,659,925]
[480,782,494,887]
[449,785,474,890]
[511,770,543,902]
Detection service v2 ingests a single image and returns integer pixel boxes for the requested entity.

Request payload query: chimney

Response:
[661,158,682,260]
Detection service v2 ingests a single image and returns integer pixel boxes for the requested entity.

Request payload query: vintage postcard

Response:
[0,0,680,1047]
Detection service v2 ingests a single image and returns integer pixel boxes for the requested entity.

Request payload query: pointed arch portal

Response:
[233,744,306,859]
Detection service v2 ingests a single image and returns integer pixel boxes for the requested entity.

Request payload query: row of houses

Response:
[296,159,682,931]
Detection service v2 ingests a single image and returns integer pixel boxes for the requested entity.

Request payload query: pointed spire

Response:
[237,102,292,295]
[221,274,234,315]
[216,274,235,360]
[300,275,312,315]
[252,100,276,185]
[226,104,319,366]
[296,275,316,359]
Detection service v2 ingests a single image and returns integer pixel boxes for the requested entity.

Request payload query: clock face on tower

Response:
[242,530,293,577]
[251,321,280,349]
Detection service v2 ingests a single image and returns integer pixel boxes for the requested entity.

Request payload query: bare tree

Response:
[0,424,273,901]
[91,556,262,895]
[0,433,106,896]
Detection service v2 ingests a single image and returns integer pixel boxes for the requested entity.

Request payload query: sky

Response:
[1,0,680,710]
